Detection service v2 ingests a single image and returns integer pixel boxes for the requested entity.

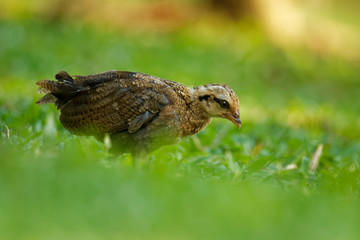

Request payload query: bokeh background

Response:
[1,0,360,239]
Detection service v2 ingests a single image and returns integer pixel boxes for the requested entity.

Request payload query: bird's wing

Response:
[38,71,173,135]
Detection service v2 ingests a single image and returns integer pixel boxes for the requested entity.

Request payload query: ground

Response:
[0,19,360,239]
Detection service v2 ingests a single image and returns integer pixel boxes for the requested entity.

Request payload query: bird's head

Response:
[193,84,241,128]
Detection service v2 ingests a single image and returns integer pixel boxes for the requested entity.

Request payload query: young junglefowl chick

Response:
[36,71,241,159]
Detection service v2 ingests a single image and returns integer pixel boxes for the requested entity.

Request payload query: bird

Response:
[36,70,241,160]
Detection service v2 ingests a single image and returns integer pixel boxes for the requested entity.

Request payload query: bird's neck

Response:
[181,110,211,137]
[179,88,211,137]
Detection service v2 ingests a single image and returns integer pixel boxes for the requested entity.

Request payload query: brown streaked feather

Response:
[45,71,175,136]
[55,70,74,83]
[36,93,57,105]
[35,70,240,157]
[128,111,155,133]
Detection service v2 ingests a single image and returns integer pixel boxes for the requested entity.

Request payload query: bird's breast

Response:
[179,111,211,137]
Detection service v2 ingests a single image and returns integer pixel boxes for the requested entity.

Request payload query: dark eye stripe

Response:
[214,98,230,109]
[199,95,211,101]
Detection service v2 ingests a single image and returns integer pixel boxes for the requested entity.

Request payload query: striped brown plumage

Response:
[36,70,241,158]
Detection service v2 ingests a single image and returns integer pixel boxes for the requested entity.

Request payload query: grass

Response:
[1,19,360,239]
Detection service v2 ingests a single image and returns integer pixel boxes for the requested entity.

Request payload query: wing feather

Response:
[57,71,172,135]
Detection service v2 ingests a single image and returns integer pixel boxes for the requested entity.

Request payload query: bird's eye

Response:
[214,98,230,109]
[220,100,229,109]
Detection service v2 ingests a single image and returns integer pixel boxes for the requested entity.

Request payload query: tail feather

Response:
[36,70,121,106]
[36,93,57,105]
[55,70,74,83]
[37,87,51,94]
[36,71,80,106]
[36,79,77,95]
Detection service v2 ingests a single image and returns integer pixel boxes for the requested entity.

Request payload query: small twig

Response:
[2,125,10,139]
[103,134,112,151]
[285,163,297,170]
[309,144,323,172]
[5,125,10,139]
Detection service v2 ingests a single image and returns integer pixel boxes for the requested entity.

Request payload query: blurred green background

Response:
[1,0,360,239]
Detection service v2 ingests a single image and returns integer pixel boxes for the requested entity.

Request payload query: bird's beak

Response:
[223,111,241,128]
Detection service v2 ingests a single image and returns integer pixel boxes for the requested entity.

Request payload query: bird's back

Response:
[36,70,188,137]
